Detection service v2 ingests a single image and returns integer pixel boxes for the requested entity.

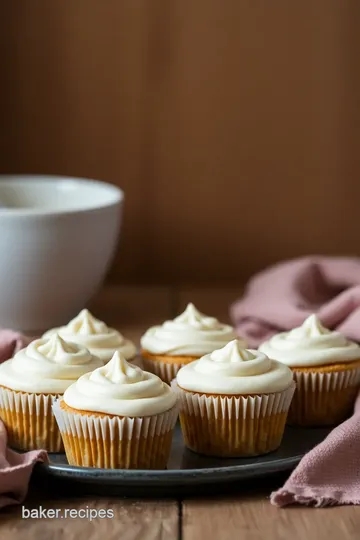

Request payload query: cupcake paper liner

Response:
[52,400,179,469]
[288,366,360,426]
[141,356,188,384]
[0,386,63,452]
[172,381,295,457]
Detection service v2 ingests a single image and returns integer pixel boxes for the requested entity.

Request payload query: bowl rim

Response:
[0,175,124,216]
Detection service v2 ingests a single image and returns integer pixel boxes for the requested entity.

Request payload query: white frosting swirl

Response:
[43,309,137,363]
[0,334,102,394]
[176,339,293,394]
[141,303,239,356]
[63,351,178,416]
[259,314,360,367]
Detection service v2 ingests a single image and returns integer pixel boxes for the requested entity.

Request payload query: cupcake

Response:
[173,339,295,457]
[0,334,102,451]
[259,314,360,426]
[141,303,239,384]
[52,351,179,469]
[44,309,137,364]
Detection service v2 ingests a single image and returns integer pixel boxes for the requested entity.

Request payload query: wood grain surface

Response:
[2,499,180,540]
[1,1,360,285]
[183,496,360,540]
[1,286,360,539]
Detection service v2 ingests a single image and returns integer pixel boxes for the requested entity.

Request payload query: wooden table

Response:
[1,286,359,539]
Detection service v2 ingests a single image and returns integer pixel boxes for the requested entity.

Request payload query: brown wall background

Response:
[1,1,360,285]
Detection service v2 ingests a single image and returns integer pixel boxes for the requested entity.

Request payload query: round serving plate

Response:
[35,424,331,495]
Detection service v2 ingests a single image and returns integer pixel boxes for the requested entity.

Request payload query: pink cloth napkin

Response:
[0,330,48,508]
[231,256,360,507]
[0,330,33,364]
[0,423,47,508]
[230,256,360,347]
[271,393,360,507]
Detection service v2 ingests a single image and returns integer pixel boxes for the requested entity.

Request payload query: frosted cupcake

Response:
[173,339,295,457]
[0,334,102,451]
[259,314,360,426]
[53,352,179,469]
[44,309,137,364]
[141,303,239,384]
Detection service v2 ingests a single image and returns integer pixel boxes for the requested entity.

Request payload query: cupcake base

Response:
[141,349,199,384]
[53,400,179,469]
[172,382,295,457]
[287,360,360,427]
[61,431,173,469]
[0,385,63,452]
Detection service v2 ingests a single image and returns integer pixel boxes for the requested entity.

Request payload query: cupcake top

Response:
[259,314,360,367]
[176,339,292,395]
[63,351,178,417]
[43,309,137,363]
[141,303,239,356]
[0,334,102,394]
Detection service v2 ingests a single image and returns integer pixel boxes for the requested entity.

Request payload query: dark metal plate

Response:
[36,423,331,492]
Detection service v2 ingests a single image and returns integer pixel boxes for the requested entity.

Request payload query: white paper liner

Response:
[0,385,59,415]
[0,385,63,451]
[292,366,360,393]
[171,381,296,420]
[142,356,188,384]
[52,399,179,441]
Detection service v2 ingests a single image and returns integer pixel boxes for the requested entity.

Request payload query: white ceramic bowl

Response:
[0,175,123,332]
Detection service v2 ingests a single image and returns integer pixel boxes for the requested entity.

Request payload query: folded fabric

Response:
[271,393,360,507]
[0,329,33,364]
[230,256,360,347]
[0,330,47,508]
[0,423,47,508]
